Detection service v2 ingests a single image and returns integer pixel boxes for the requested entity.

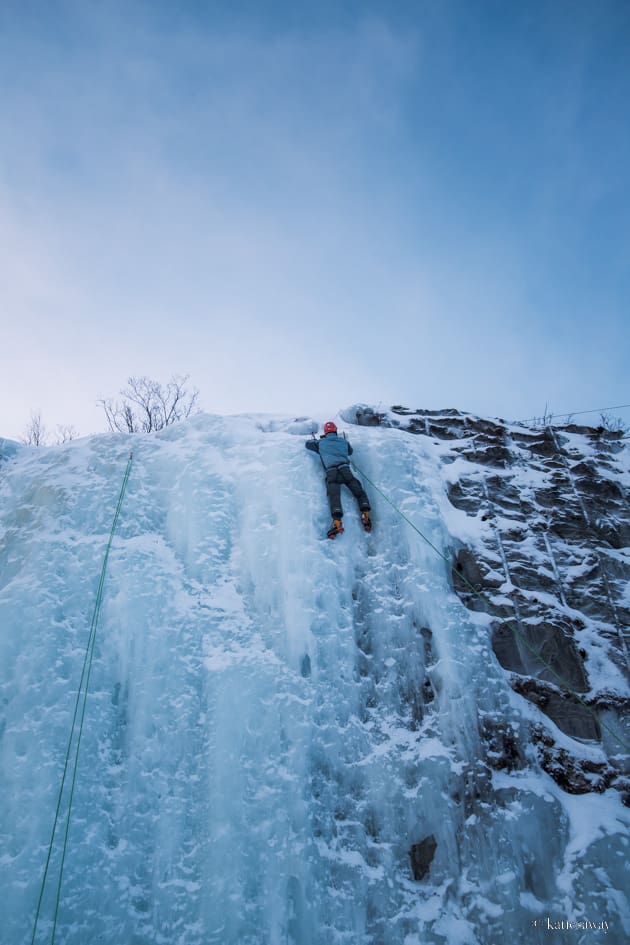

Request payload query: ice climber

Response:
[306,421,371,538]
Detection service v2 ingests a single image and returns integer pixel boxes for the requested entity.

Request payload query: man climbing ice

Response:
[306,421,371,538]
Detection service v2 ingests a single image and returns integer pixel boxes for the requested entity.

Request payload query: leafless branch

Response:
[56,424,79,444]
[21,410,48,446]
[98,375,200,434]
[599,412,629,434]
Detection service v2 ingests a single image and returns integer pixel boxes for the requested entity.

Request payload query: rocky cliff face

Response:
[348,406,630,802]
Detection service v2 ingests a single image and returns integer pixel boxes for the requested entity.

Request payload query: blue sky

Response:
[1,0,628,439]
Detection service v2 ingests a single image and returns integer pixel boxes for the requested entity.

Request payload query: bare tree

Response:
[21,410,48,446]
[99,375,200,434]
[599,412,629,435]
[56,424,79,444]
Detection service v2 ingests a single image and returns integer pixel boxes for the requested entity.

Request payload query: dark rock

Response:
[548,510,589,541]
[590,691,630,713]
[409,835,437,880]
[452,548,503,612]
[406,418,428,435]
[486,475,522,507]
[354,407,387,427]
[565,571,621,623]
[528,437,557,457]
[524,621,589,692]
[472,419,507,437]
[533,728,612,794]
[509,563,556,593]
[501,525,529,543]
[533,488,562,510]
[512,678,600,741]
[563,424,596,435]
[419,626,434,661]
[512,430,546,447]
[452,547,485,589]
[428,423,461,440]
[591,521,627,549]
[570,462,596,477]
[462,445,513,467]
[393,407,462,417]
[493,618,590,683]
[492,623,525,674]
[447,479,485,514]
[612,779,630,808]
[481,719,525,772]
[575,476,624,501]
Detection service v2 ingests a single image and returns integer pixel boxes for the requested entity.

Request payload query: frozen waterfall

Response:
[0,413,628,944]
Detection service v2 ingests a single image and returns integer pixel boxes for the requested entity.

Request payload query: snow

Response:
[0,412,628,944]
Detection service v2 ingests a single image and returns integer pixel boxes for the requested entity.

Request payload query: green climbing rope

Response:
[352,461,630,754]
[31,451,133,945]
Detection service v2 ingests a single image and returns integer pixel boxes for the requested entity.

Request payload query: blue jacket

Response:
[306,432,353,469]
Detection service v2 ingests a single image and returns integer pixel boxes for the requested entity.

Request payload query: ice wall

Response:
[0,415,628,944]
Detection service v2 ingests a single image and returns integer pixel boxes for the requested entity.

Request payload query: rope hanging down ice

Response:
[31,452,133,945]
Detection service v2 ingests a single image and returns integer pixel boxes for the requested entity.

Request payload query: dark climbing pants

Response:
[325,464,370,518]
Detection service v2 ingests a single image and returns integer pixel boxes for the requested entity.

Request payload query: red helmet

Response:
[323,421,337,434]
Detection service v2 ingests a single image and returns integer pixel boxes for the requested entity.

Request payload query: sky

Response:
[1,0,629,441]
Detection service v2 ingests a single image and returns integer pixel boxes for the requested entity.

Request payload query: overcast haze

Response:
[1,0,628,440]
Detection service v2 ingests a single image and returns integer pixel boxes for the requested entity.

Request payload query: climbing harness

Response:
[352,461,630,754]
[31,452,133,945]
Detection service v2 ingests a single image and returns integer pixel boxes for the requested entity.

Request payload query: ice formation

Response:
[0,411,628,944]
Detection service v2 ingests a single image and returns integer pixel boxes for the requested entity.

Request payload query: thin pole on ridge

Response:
[517,402,630,425]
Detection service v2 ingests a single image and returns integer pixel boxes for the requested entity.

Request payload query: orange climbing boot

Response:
[361,510,372,532]
[327,518,344,539]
